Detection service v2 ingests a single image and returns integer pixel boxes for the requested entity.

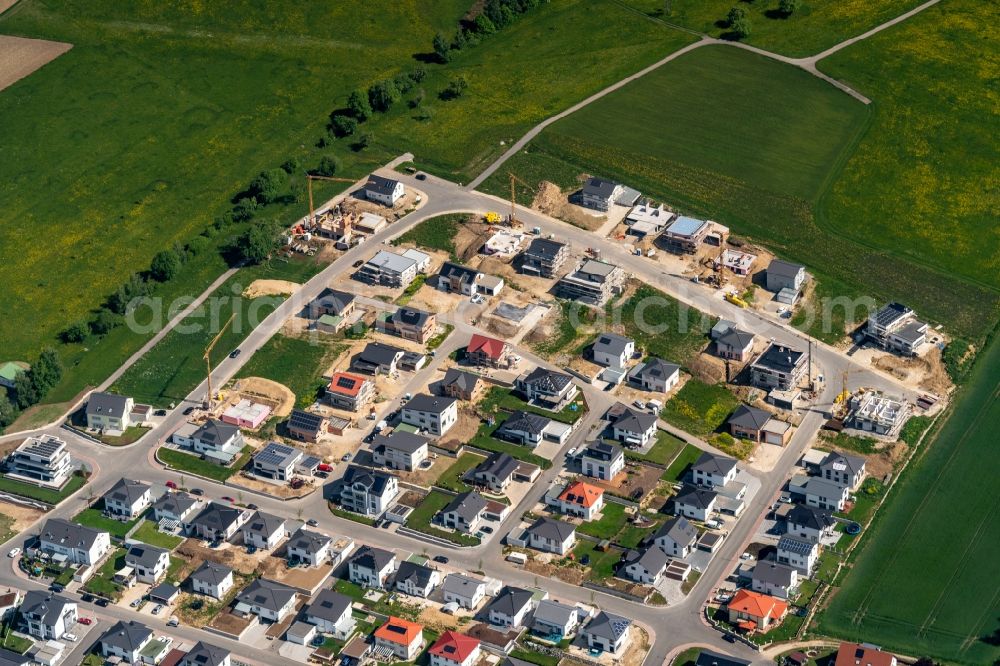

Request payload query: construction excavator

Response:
[203,313,236,410]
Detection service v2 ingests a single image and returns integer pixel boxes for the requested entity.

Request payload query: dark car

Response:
[80,593,95,603]
[95,598,110,608]
[247,503,259,511]
[229,349,241,359]
[433,555,449,564]
[190,488,204,496]
[307,519,319,527]
[352,259,364,268]
[315,471,329,479]
[183,406,195,416]
[415,173,427,181]
[363,432,376,444]
[481,526,494,534]
[722,634,736,643]
[49,583,64,593]
[221,496,235,503]
[153,409,167,416]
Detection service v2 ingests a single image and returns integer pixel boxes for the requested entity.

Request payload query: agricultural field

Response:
[623,0,924,57]
[484,43,999,342]
[817,335,1000,664]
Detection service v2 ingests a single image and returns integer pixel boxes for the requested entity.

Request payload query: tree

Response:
[150,249,182,282]
[280,157,300,174]
[441,76,468,101]
[367,80,400,113]
[393,72,415,95]
[451,29,467,51]
[347,89,372,121]
[727,6,747,26]
[235,222,282,265]
[0,392,16,429]
[232,196,259,222]
[729,9,751,38]
[778,0,798,15]
[32,348,62,395]
[474,14,497,35]
[354,132,374,151]
[60,321,89,343]
[248,168,287,205]
[329,114,358,138]
[90,308,121,336]
[12,372,38,409]
[108,273,148,315]
[433,32,451,63]
[186,236,210,256]
[314,155,341,177]
[409,66,426,83]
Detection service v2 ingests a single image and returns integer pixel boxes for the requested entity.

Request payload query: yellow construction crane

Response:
[306,174,357,225]
[203,313,236,410]
[507,172,534,228]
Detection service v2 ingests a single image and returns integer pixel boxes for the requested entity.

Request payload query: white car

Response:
[62,633,77,642]
[7,547,20,559]
[566,447,577,457]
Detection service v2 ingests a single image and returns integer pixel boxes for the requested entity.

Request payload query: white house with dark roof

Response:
[99,620,154,663]
[714,325,756,362]
[242,511,287,551]
[441,573,486,610]
[691,451,738,488]
[526,517,576,555]
[532,599,582,639]
[252,442,305,482]
[776,535,820,576]
[152,492,202,525]
[610,407,658,448]
[103,478,152,519]
[865,302,927,356]
[395,560,440,598]
[352,341,406,375]
[190,561,234,599]
[591,333,635,369]
[286,528,332,567]
[788,474,849,512]
[751,561,799,599]
[181,641,232,666]
[626,358,680,393]
[486,586,535,628]
[672,485,718,522]
[582,611,631,654]
[579,177,625,211]
[401,394,458,437]
[364,174,405,206]
[19,591,76,640]
[371,431,430,471]
[818,451,866,490]
[188,419,245,465]
[651,516,698,558]
[349,545,397,589]
[620,547,668,584]
[125,543,170,584]
[339,465,399,516]
[581,441,624,481]
[305,589,355,638]
[495,410,569,448]
[37,518,110,566]
[85,391,134,433]
[785,505,836,541]
[472,452,519,492]
[438,262,482,296]
[234,578,298,622]
[184,502,250,542]
[439,491,490,535]
[515,367,578,410]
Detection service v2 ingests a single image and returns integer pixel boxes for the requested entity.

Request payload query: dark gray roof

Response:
[392,306,433,328]
[728,404,772,431]
[403,393,457,415]
[652,516,697,546]
[520,367,573,393]
[894,319,926,342]
[396,560,437,589]
[40,518,106,551]
[717,327,755,350]
[752,561,796,587]
[372,431,430,455]
[820,451,866,477]
[244,511,286,539]
[149,583,178,603]
[100,620,152,653]
[612,407,657,433]
[582,177,620,199]
[441,573,484,597]
[497,410,550,436]
[695,649,751,666]
[692,451,738,476]
[312,288,356,315]
[442,491,489,522]
[527,517,576,542]
[440,262,480,283]
[441,368,480,393]
[152,492,198,517]
[20,591,74,627]
[767,259,804,279]
[525,238,566,261]
[288,527,331,556]
[630,357,679,381]
[532,599,578,628]
[86,391,130,418]
[753,343,805,373]
[486,586,532,616]
[778,535,818,556]
[192,419,239,446]
[125,543,168,569]
[365,174,401,196]
[622,547,668,573]
[350,545,395,572]
[583,441,622,463]
[786,504,835,531]
[190,560,233,586]
[585,611,631,641]
[183,641,231,666]
[342,465,396,495]
[307,589,352,623]
[190,503,246,534]
[236,578,297,612]
[674,485,717,509]
[358,342,405,366]
[104,478,151,506]
[593,333,633,356]
[475,452,519,480]
[0,647,30,666]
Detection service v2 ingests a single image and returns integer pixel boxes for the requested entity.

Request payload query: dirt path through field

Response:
[0,35,73,93]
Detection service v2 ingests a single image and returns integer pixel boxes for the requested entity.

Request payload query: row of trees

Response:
[0,348,63,430]
[433,0,544,63]
[725,0,799,40]
[328,67,427,146]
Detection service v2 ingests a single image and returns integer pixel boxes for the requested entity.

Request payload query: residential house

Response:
[651,516,698,558]
[486,586,534,628]
[495,411,569,448]
[103,478,152,519]
[181,642,232,666]
[695,651,751,666]
[625,203,675,237]
[220,400,271,431]
[399,351,428,373]
[610,407,657,448]
[363,175,405,206]
[672,485,717,522]
[865,302,927,356]
[185,503,250,542]
[591,333,635,369]
[580,441,624,481]
[833,643,897,666]
[326,372,375,412]
[349,545,396,589]
[439,492,490,535]
[582,611,631,655]
[372,431,430,471]
[339,466,399,516]
[286,528,332,567]
[352,342,406,375]
[173,419,244,466]
[751,561,799,599]
[309,288,356,320]
[357,250,418,288]
[555,481,604,521]
[785,505,836,541]
[556,259,626,306]
[714,326,756,363]
[441,574,486,610]
[151,493,202,525]
[526,517,576,555]
[375,617,424,661]
[401,394,458,437]
[190,561,234,599]
[395,561,440,598]
[4,435,73,487]
[252,442,305,482]
[750,344,808,392]
[788,474,849,512]
[620,547,668,584]
[691,452,738,489]
[472,452,519,493]
[18,592,77,640]
[429,631,481,666]
[378,307,437,344]
[660,216,710,254]
[439,369,483,402]
[726,589,788,633]
[304,589,355,639]
[99,620,153,663]
[125,544,170,584]
[849,391,909,437]
[241,511,287,551]
[466,334,516,369]
[578,177,624,211]
[818,451,866,491]
[85,391,134,433]
[234,578,298,623]
[438,262,482,296]
[532,599,581,639]
[475,274,504,296]
[765,259,806,293]
[727,405,791,446]
[520,238,568,278]
[714,248,757,277]
[626,358,680,393]
[776,535,819,576]
[37,518,110,566]
[515,368,578,410]
[286,409,327,443]
[401,248,431,273]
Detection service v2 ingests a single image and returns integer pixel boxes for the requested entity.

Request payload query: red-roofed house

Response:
[555,481,605,521]
[429,631,481,666]
[726,589,788,633]
[375,616,425,660]
[466,334,516,369]
[326,372,375,412]
[834,643,897,666]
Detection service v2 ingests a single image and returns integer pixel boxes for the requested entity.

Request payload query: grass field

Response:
[392,213,467,260]
[661,443,703,482]
[0,473,85,504]
[73,508,140,539]
[131,520,183,550]
[817,335,1000,664]
[625,430,685,465]
[484,43,1000,342]
[614,284,714,367]
[435,453,484,493]
[623,0,924,57]
[158,446,252,483]
[661,379,739,438]
[236,334,348,408]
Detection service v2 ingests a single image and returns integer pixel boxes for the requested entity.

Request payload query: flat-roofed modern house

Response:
[848,391,910,437]
[750,343,808,392]
[326,372,375,412]
[357,250,418,288]
[339,466,399,516]
[556,259,626,306]
[466,333,516,369]
[626,358,680,393]
[252,442,307,482]
[4,435,73,488]
[580,441,624,481]
[401,394,458,437]
[363,174,405,206]
[172,419,245,466]
[85,391,134,433]
[352,341,406,375]
[660,216,709,254]
[520,238,568,278]
[515,367,578,410]
[625,203,675,237]
[865,302,927,356]
[103,478,152,519]
[372,431,430,471]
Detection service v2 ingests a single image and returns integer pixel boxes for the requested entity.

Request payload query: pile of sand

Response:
[242,279,300,298]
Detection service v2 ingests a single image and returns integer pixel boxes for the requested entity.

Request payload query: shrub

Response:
[368,80,400,113]
[60,322,89,344]
[329,114,358,138]
[314,155,341,177]
[280,157,301,174]
[347,90,372,121]
[248,168,288,205]
[90,308,121,336]
[150,249,181,282]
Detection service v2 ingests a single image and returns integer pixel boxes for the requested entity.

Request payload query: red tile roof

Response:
[467,334,506,360]
[728,589,788,624]
[834,642,896,666]
[329,372,368,397]
[428,631,480,662]
[375,616,424,645]
[558,481,604,508]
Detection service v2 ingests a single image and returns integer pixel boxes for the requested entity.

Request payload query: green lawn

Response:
[661,443,704,483]
[393,213,467,259]
[817,334,1000,664]
[468,423,550,470]
[130,521,183,550]
[330,506,377,527]
[1,629,32,655]
[661,380,739,438]
[509,649,560,666]
[73,508,142,539]
[158,446,251,482]
[626,430,685,465]
[576,501,629,540]
[571,541,621,582]
[818,431,878,455]
[405,490,480,546]
[478,386,585,425]
[614,285,713,367]
[435,453,485,493]
[899,415,933,446]
[0,514,15,546]
[83,547,127,600]
[236,333,348,408]
[95,425,151,446]
[0,473,86,505]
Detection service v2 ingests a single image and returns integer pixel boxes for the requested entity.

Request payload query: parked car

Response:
[307,519,319,527]
[566,447,577,457]
[246,546,257,555]
[167,617,179,627]
[290,478,304,489]
[95,598,109,608]
[62,633,77,642]
[481,526,494,534]
[228,349,241,359]
[415,173,427,181]
[315,471,329,479]
[221,496,235,503]
[154,409,167,416]
[79,617,93,626]
[183,406,195,416]
[7,547,20,559]
[190,488,204,496]
[352,259,364,268]
[130,598,142,608]
[165,481,177,489]
[80,594,94,603]
[341,453,352,462]
[317,463,333,472]
[49,584,64,593]
[152,604,163,615]
[247,503,258,511]
[433,555,449,564]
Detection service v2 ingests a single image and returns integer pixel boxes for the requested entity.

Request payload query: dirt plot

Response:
[242,279,300,298]
[0,500,44,531]
[0,35,72,93]
[230,376,295,417]
[259,556,332,591]
[438,410,483,452]
[587,462,663,501]
[227,472,317,499]
[176,538,267,577]
[531,180,606,231]
[524,556,587,585]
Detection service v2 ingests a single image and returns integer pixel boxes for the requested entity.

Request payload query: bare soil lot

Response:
[242,279,300,298]
[0,35,72,93]
[0,500,44,532]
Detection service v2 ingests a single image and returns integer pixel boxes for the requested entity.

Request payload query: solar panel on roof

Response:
[336,376,357,389]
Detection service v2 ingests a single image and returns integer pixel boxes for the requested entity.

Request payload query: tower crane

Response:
[203,313,236,410]
[306,174,357,226]
[507,172,535,229]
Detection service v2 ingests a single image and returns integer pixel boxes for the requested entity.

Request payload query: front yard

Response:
[130,521,183,549]
[624,430,685,465]
[83,547,127,600]
[661,443,703,482]
[0,473,86,504]
[405,490,480,546]
[73,508,142,539]
[158,445,253,482]
[435,453,485,493]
